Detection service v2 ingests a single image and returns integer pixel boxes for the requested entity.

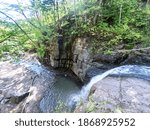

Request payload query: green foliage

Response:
[104,50,113,55]
[0,0,150,59]
[57,0,150,53]
[85,102,96,113]
[0,20,34,58]
[84,0,150,54]
[37,44,46,58]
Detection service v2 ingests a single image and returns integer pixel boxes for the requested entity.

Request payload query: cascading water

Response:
[4,57,150,112]
[70,65,150,105]
[16,60,150,112]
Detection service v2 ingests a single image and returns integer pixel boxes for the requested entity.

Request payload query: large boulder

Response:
[0,55,55,113]
[75,77,150,113]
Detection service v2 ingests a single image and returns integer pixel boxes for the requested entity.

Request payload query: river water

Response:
[17,60,82,112]
[17,60,150,112]
[40,75,81,112]
[38,65,150,113]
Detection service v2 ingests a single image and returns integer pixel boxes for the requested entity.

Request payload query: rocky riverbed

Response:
[1,53,150,113]
[0,53,82,113]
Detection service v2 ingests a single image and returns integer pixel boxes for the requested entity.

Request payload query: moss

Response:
[85,101,96,113]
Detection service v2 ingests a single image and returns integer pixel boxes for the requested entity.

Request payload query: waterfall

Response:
[80,68,117,100]
[70,65,150,105]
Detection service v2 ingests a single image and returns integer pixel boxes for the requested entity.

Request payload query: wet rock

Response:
[92,53,127,64]
[85,67,107,81]
[92,51,150,66]
[120,52,150,65]
[7,92,30,104]
[0,95,4,102]
[1,98,10,104]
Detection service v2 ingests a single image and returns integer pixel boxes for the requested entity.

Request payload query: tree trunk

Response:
[119,4,123,24]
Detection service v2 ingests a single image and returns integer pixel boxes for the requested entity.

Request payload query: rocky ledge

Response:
[0,54,55,113]
[75,77,150,113]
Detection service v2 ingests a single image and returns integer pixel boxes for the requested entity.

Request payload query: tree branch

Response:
[0,10,36,46]
[16,0,41,30]
[0,35,12,43]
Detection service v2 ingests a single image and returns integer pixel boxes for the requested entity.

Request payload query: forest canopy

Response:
[0,0,150,58]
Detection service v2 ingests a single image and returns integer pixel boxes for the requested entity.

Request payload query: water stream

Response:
[40,75,81,112]
[17,60,82,112]
[16,60,150,112]
[70,65,150,105]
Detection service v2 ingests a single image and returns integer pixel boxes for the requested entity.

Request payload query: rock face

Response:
[75,77,150,113]
[0,54,55,113]
[45,37,150,82]
[71,38,91,81]
[45,38,91,81]
[45,41,73,68]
